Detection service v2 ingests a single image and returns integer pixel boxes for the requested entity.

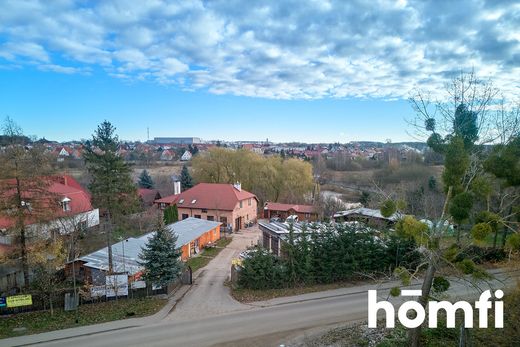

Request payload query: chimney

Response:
[233,182,241,191]
[174,181,181,195]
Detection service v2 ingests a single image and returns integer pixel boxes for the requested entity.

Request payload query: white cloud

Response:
[0,0,518,100]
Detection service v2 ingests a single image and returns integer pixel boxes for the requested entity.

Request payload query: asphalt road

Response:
[25,268,519,347]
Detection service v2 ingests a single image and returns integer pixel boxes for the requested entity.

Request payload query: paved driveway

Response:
[166,226,261,321]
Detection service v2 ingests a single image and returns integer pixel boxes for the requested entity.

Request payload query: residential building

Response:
[263,202,318,221]
[333,208,401,227]
[66,217,221,286]
[0,175,99,292]
[155,183,258,231]
[180,150,192,161]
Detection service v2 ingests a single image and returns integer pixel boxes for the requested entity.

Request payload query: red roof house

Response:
[264,202,318,221]
[155,183,258,231]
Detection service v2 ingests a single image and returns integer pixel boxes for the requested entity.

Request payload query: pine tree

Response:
[180,164,194,190]
[139,225,182,287]
[83,121,138,273]
[163,204,179,225]
[138,169,154,189]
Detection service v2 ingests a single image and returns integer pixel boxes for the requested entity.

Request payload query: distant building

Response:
[180,150,192,161]
[333,208,401,227]
[138,188,162,207]
[263,202,318,221]
[153,137,202,145]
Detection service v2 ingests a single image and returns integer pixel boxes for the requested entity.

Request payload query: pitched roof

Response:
[0,175,93,229]
[138,188,161,204]
[155,183,257,211]
[265,202,316,214]
[76,217,221,275]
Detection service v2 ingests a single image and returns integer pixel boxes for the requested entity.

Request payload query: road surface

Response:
[6,268,518,347]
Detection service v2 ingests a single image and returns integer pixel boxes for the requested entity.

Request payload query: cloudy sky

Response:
[0,0,518,142]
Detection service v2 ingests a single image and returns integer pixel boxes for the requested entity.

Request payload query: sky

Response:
[0,0,518,143]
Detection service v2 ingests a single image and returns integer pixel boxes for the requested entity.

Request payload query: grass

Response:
[186,237,232,272]
[0,297,167,339]
[230,281,360,303]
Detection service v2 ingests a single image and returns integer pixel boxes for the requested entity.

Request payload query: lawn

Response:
[0,297,167,339]
[230,281,360,303]
[186,237,232,272]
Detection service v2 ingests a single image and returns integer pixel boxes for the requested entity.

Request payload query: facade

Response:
[264,202,318,221]
[66,218,221,285]
[153,137,202,145]
[155,183,258,232]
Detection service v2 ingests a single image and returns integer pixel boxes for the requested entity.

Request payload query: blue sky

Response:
[0,1,518,143]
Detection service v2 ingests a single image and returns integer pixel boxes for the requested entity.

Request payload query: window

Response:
[194,214,201,219]
[248,198,252,206]
[220,216,228,225]
[207,215,214,221]
[160,203,166,209]
[202,209,208,213]
[239,201,243,208]
[191,199,197,204]
[179,199,184,204]
[61,197,71,212]
[182,214,189,220]
[78,220,88,231]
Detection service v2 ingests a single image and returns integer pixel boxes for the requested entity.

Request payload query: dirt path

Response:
[166,227,261,321]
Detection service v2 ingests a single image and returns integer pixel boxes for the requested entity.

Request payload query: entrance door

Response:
[234,217,242,231]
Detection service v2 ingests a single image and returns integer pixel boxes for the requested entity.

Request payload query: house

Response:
[66,218,221,286]
[155,183,258,232]
[180,150,192,161]
[333,208,401,227]
[263,202,318,221]
[0,175,100,292]
[138,188,162,207]
[160,149,174,161]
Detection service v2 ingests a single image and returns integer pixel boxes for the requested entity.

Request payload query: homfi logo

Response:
[368,289,504,329]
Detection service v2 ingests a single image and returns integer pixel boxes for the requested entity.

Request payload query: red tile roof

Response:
[0,175,93,229]
[264,202,316,214]
[138,188,161,205]
[155,183,257,211]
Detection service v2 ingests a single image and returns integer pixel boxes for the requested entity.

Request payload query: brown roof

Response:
[155,183,257,211]
[264,202,316,214]
[138,188,161,204]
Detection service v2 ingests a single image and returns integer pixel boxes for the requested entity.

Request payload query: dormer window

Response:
[191,199,197,204]
[179,199,184,204]
[61,197,71,212]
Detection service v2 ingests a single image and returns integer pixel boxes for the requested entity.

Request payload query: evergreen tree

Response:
[83,121,138,272]
[163,204,179,225]
[180,164,194,190]
[138,169,154,189]
[139,225,182,287]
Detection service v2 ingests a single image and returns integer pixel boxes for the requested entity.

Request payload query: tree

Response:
[29,239,67,315]
[405,71,509,346]
[0,117,56,288]
[191,147,314,205]
[83,121,138,273]
[163,204,179,225]
[139,224,182,287]
[180,164,194,190]
[138,169,154,189]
